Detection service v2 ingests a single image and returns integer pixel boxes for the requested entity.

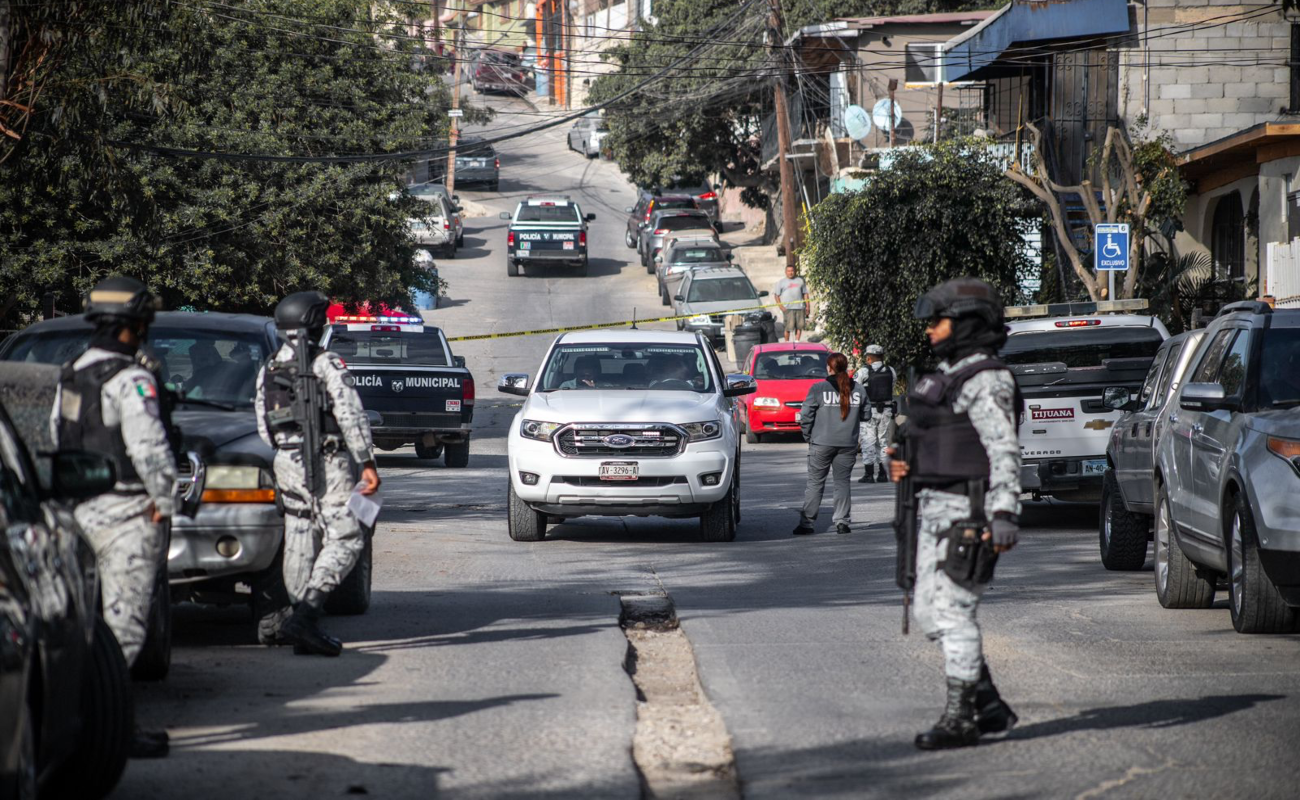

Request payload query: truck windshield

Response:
[1001,327,1163,368]
[329,328,449,366]
[517,205,579,223]
[688,277,757,303]
[1257,328,1300,407]
[539,344,714,392]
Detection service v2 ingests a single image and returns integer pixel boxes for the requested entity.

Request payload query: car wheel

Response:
[507,259,519,277]
[1099,470,1149,571]
[731,461,741,525]
[508,481,547,542]
[1154,485,1215,609]
[456,232,465,247]
[131,559,172,682]
[576,259,588,276]
[489,180,499,192]
[700,485,736,542]
[325,528,372,616]
[1227,491,1299,633]
[445,242,456,259]
[415,440,443,460]
[660,283,670,306]
[444,440,470,468]
[745,423,761,444]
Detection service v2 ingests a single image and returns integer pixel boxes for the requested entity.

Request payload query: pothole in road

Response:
[620,594,740,800]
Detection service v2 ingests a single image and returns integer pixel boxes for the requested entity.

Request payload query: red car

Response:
[738,342,831,443]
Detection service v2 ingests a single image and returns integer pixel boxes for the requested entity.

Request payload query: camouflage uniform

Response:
[56,347,177,666]
[857,363,896,481]
[255,343,375,604]
[910,353,1020,682]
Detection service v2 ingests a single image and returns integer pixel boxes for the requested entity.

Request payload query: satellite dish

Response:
[844,105,871,141]
[871,98,903,132]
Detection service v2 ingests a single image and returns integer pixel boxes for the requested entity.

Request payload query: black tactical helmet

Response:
[912,277,1003,329]
[83,275,160,326]
[274,290,330,332]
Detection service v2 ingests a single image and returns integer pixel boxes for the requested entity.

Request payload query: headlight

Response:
[202,465,275,503]
[689,314,711,326]
[752,396,781,408]
[681,421,722,442]
[205,465,263,490]
[521,419,563,441]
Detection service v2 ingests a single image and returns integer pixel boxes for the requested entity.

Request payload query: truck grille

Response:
[554,423,686,458]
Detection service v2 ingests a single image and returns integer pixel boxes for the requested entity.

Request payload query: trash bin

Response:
[731,324,762,368]
[757,312,778,344]
[413,290,438,310]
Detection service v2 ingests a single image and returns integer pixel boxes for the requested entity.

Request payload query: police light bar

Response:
[333,314,424,325]
[1005,299,1148,319]
[1054,319,1101,327]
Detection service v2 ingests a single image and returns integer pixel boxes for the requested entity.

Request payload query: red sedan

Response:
[738,342,831,443]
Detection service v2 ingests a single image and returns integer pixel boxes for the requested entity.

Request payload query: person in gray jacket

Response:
[794,352,871,535]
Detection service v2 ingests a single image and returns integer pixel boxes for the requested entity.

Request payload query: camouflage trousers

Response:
[912,489,986,683]
[859,408,893,479]
[75,491,164,667]
[274,448,364,604]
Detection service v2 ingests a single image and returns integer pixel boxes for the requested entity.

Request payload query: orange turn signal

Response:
[201,489,276,504]
[1267,437,1300,460]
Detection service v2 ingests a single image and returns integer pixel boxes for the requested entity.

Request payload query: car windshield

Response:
[1257,328,1300,407]
[669,247,724,264]
[517,204,579,223]
[688,277,757,303]
[657,215,709,231]
[1000,326,1164,367]
[538,344,714,392]
[329,328,448,366]
[3,327,266,408]
[754,351,826,380]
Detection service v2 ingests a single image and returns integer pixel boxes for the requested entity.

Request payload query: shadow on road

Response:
[1006,694,1288,740]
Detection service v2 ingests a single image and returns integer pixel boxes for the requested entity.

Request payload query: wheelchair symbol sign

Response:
[1095,223,1130,271]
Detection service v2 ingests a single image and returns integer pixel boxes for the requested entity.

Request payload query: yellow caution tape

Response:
[445,301,792,342]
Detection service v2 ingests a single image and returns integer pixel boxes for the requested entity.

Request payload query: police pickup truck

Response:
[326,313,475,466]
[1001,300,1168,503]
[500,195,596,277]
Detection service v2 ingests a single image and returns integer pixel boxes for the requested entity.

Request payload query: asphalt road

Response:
[118,95,1300,799]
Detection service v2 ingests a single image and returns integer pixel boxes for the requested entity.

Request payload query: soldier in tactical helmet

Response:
[857,344,896,484]
[54,275,177,758]
[888,277,1020,750]
[255,291,380,656]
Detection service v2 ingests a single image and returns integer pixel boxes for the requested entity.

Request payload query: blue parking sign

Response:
[1095,223,1129,271]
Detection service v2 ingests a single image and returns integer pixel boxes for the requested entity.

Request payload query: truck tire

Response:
[577,258,588,276]
[415,440,443,460]
[444,440,470,468]
[47,617,132,800]
[1154,486,1215,609]
[456,231,465,247]
[444,241,456,259]
[660,283,669,306]
[1227,492,1299,633]
[489,180,499,192]
[508,482,547,541]
[1099,470,1149,571]
[325,529,372,616]
[507,259,519,277]
[131,561,172,682]
[699,486,736,542]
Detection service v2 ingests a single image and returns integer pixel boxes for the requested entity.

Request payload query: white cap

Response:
[865,344,884,356]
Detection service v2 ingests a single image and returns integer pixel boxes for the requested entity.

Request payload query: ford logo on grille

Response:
[602,434,636,448]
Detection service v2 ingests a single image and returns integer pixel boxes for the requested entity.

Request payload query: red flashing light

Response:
[1055,319,1101,328]
[698,191,717,201]
[333,314,423,325]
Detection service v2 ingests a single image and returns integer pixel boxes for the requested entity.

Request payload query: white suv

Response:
[498,330,756,542]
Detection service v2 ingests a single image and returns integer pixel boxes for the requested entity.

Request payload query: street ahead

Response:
[117,96,1300,799]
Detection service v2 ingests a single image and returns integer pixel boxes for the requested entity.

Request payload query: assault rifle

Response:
[292,333,326,498]
[892,399,918,635]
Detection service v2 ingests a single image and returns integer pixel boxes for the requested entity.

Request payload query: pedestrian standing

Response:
[889,277,1020,750]
[255,291,381,656]
[857,344,897,483]
[54,275,176,759]
[794,352,870,535]
[773,264,809,342]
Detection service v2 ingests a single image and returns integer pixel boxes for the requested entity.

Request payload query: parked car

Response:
[624,191,697,249]
[567,116,608,158]
[409,193,458,258]
[501,195,596,277]
[654,239,732,306]
[672,266,768,348]
[498,330,755,542]
[406,182,464,246]
[1097,329,1207,571]
[470,47,527,94]
[663,179,721,226]
[736,342,831,443]
[451,138,500,191]
[0,383,131,800]
[639,209,714,271]
[1149,301,1300,632]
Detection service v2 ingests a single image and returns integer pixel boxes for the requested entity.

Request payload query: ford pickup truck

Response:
[500,195,596,277]
[326,313,475,466]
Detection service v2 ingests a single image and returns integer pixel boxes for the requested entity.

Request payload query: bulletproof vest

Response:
[58,357,140,484]
[905,358,1017,485]
[262,354,342,438]
[864,365,894,404]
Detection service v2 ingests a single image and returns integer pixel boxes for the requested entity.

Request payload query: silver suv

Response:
[1152,301,1300,633]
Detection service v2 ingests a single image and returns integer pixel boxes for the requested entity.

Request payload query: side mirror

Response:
[50,450,117,502]
[1102,386,1134,412]
[726,253,734,261]
[454,205,463,213]
[499,211,512,220]
[723,374,757,398]
[452,194,460,201]
[453,355,466,368]
[585,213,597,221]
[758,290,769,297]
[673,294,685,302]
[1179,382,1232,412]
[624,206,634,214]
[498,373,530,396]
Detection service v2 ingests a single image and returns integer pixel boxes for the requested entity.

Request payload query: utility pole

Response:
[767,0,799,270]
[445,20,463,194]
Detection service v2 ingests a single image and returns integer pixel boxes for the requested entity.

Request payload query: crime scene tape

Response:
[445,301,794,342]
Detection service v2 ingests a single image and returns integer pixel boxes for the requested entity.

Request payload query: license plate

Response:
[445,399,461,412]
[1082,458,1107,476]
[562,241,575,250]
[599,461,638,481]
[795,412,802,422]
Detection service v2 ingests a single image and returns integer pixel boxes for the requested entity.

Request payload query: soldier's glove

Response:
[990,517,1018,548]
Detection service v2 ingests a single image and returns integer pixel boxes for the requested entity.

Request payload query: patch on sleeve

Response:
[343,374,355,387]
[134,378,158,399]
[327,354,348,371]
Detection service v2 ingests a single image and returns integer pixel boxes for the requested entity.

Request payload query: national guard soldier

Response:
[255,291,380,656]
[54,275,176,758]
[857,344,896,483]
[889,278,1020,750]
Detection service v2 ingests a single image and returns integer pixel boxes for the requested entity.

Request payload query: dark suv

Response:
[624,191,698,249]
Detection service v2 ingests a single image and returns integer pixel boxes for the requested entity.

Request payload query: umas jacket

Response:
[799,377,872,448]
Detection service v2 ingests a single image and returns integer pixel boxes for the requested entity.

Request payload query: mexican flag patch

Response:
[135,380,158,399]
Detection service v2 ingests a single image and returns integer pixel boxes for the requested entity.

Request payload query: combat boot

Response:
[282,588,342,656]
[974,662,1018,735]
[858,466,872,483]
[915,678,979,750]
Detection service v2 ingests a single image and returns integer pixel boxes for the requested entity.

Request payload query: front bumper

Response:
[748,405,801,433]
[169,502,283,584]
[1246,456,1300,602]
[1020,457,1105,496]
[683,321,724,342]
[509,435,732,518]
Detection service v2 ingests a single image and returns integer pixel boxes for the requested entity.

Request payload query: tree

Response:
[801,140,1034,370]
